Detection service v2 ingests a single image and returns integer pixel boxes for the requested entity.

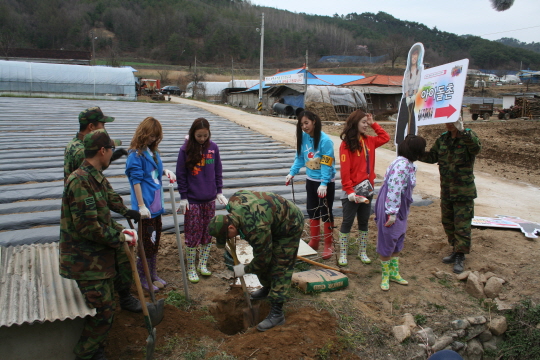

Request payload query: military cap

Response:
[79,107,115,124]
[83,129,121,151]
[208,215,230,248]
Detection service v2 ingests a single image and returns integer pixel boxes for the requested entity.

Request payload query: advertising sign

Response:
[265,73,305,85]
[415,58,469,126]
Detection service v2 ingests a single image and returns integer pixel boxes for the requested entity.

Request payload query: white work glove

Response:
[285,174,294,186]
[384,214,397,227]
[138,205,151,219]
[216,193,228,205]
[177,199,189,214]
[164,169,176,183]
[454,117,464,132]
[405,96,412,106]
[122,229,138,247]
[348,193,369,204]
[234,264,245,277]
[317,185,327,198]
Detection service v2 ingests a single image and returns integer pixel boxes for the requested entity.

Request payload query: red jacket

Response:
[339,123,390,195]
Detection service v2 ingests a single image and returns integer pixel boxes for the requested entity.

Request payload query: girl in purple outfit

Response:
[176,118,227,283]
[375,135,426,291]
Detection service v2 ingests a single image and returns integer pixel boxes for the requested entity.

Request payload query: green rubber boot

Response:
[380,260,390,291]
[186,247,199,283]
[389,257,408,285]
[197,243,212,276]
[357,230,371,264]
[338,232,348,266]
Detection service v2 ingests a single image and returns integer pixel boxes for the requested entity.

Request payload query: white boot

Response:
[338,232,348,266]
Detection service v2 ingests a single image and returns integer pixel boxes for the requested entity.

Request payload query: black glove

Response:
[111,148,128,162]
[125,209,141,223]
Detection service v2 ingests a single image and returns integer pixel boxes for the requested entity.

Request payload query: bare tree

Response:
[157,69,170,84]
[188,72,206,99]
[382,34,408,69]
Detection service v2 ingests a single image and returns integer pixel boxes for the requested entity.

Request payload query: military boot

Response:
[118,288,142,313]
[442,252,457,264]
[453,253,465,274]
[250,286,270,300]
[257,301,285,332]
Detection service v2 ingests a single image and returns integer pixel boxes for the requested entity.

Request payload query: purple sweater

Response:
[176,139,223,204]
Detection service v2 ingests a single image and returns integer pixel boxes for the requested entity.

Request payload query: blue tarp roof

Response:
[246,68,364,91]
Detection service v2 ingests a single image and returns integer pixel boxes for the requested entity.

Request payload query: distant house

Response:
[343,75,404,116]
[518,70,540,84]
[1,48,91,65]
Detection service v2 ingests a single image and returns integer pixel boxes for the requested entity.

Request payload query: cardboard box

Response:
[292,269,348,293]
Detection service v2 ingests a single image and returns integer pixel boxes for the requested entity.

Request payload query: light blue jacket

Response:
[289,131,336,186]
[125,149,165,218]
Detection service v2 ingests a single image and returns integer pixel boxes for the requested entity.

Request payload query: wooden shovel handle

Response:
[297,255,358,275]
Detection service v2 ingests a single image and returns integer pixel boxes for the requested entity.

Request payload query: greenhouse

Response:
[0,60,136,100]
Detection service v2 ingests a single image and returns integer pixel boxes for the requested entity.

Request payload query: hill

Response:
[1,0,540,70]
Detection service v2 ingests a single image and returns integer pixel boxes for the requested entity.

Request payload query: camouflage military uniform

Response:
[217,190,304,303]
[60,152,131,359]
[420,129,481,254]
[64,133,86,182]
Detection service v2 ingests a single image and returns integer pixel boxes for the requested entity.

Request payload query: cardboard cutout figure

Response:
[473,215,540,239]
[395,43,424,146]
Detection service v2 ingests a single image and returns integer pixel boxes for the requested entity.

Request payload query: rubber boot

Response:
[197,243,212,276]
[250,286,270,300]
[338,232,348,266]
[380,260,390,291]
[389,257,408,285]
[307,219,321,250]
[322,221,334,260]
[149,254,167,287]
[357,230,372,264]
[137,257,159,292]
[256,301,285,332]
[118,288,142,313]
[186,247,199,283]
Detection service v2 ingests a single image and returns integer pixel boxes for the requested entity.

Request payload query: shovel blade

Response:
[242,303,260,329]
[145,327,156,360]
[147,298,165,327]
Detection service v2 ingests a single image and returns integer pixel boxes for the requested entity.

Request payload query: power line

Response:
[479,25,540,37]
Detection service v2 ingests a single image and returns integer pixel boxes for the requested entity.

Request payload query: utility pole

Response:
[258,12,265,115]
[305,49,308,94]
[90,31,97,66]
[231,57,234,85]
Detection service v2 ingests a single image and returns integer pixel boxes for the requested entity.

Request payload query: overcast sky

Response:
[250,0,540,43]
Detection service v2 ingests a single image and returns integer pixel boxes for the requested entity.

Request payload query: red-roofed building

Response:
[343,74,404,117]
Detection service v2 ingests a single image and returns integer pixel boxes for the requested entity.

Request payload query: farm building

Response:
[227,68,369,120]
[343,75,403,117]
[0,60,136,100]
[518,70,540,84]
[186,81,230,102]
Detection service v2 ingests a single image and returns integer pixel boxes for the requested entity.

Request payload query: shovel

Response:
[226,238,260,328]
[167,183,190,300]
[123,242,157,360]
[297,255,358,275]
[127,219,165,327]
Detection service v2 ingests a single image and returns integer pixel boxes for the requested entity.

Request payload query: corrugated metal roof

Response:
[315,74,364,85]
[344,75,403,86]
[0,243,95,328]
[344,85,403,95]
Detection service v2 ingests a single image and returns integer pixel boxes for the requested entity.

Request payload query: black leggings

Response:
[306,179,335,223]
[395,98,417,145]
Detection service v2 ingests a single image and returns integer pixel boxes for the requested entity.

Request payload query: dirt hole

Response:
[209,288,270,335]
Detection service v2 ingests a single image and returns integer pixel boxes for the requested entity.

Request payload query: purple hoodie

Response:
[176,139,223,204]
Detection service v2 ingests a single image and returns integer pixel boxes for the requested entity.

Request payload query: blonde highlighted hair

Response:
[129,117,163,154]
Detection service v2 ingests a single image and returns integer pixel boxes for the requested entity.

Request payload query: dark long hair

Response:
[296,111,322,155]
[185,118,211,171]
[340,109,367,153]
[398,134,426,162]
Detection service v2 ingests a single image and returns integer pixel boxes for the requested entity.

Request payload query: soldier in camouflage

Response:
[60,129,141,360]
[64,107,125,182]
[208,190,304,332]
[420,118,481,274]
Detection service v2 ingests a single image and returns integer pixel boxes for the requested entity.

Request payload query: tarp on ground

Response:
[0,60,136,100]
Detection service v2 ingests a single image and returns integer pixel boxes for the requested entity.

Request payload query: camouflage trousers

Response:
[74,278,115,359]
[114,244,133,293]
[440,198,474,254]
[255,215,303,304]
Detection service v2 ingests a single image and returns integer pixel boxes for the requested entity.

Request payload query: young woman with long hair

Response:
[286,111,336,259]
[338,110,389,266]
[125,116,176,291]
[176,118,227,283]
